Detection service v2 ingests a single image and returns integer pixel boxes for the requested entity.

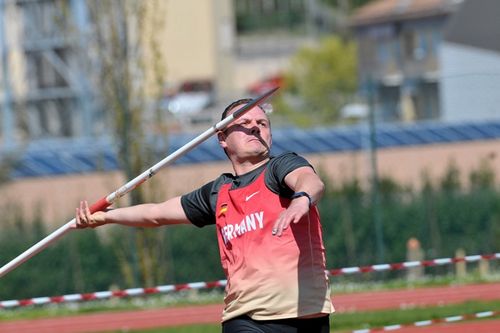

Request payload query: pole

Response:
[0,87,279,278]
[0,0,15,150]
[367,77,385,263]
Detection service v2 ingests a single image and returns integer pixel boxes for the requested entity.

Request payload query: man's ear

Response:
[218,131,227,149]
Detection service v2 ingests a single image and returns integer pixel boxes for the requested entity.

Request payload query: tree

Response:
[86,0,168,287]
[321,0,373,12]
[0,154,18,186]
[273,36,357,127]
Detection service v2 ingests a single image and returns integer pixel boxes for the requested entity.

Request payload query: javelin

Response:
[0,86,279,278]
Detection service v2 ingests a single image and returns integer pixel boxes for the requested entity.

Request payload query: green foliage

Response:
[1,162,499,301]
[320,162,500,270]
[236,7,306,34]
[86,0,168,288]
[274,36,357,127]
[0,208,121,300]
[321,0,373,11]
[470,156,496,190]
[440,160,461,192]
[0,151,24,186]
[0,215,222,300]
[165,225,223,284]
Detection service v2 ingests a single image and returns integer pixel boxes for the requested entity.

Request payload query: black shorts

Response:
[222,314,330,333]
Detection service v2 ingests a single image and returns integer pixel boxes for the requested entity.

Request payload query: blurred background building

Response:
[2,0,497,141]
[1,0,499,300]
[0,0,234,145]
[440,0,500,122]
[350,0,457,122]
[0,0,322,144]
[351,0,500,123]
[0,0,499,223]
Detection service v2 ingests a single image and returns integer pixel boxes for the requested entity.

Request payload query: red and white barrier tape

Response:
[329,253,500,276]
[0,280,227,308]
[352,310,499,332]
[1,252,499,309]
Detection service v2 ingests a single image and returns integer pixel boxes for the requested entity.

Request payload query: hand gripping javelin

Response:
[0,87,279,278]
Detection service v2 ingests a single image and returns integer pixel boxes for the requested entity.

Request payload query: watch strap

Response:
[291,191,312,207]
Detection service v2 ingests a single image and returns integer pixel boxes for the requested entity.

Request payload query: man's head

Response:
[218,98,272,165]
[221,98,252,121]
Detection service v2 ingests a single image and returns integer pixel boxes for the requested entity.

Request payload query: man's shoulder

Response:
[265,151,312,184]
[191,173,232,197]
[269,151,300,164]
[211,173,234,190]
[268,151,309,169]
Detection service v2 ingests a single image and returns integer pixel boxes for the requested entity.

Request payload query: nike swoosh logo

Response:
[245,191,260,202]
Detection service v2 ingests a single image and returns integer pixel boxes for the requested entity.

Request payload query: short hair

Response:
[221,98,272,121]
[221,98,254,120]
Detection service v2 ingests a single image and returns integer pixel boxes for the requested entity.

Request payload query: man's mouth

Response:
[248,137,262,143]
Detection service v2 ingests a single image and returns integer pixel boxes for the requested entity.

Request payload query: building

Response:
[440,0,500,122]
[1,119,499,224]
[0,0,99,146]
[350,0,462,122]
[0,0,330,223]
[2,0,499,225]
[0,0,321,148]
[0,0,239,147]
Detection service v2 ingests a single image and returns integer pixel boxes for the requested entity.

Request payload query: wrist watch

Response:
[291,191,312,207]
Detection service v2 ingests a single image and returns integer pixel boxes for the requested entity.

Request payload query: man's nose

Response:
[250,122,260,134]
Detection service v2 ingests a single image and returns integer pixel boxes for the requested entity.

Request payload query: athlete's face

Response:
[218,105,272,163]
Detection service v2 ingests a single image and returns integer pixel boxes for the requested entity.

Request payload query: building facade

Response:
[350,0,462,123]
[0,0,238,148]
[440,0,500,122]
[1,119,499,224]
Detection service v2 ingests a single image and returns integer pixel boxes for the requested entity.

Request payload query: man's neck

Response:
[232,157,269,176]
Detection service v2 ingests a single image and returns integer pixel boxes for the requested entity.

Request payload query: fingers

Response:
[272,200,309,236]
[75,201,98,229]
[75,201,87,228]
[85,200,92,219]
[271,218,288,237]
[272,211,300,237]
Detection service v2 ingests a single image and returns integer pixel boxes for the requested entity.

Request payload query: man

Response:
[77,98,334,333]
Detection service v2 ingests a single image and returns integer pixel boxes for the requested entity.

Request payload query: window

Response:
[403,30,417,60]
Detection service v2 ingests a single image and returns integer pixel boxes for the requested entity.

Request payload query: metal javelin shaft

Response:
[0,87,279,278]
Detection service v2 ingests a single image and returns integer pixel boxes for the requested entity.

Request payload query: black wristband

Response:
[291,191,312,207]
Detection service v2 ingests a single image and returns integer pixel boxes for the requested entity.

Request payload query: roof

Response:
[350,0,460,27]
[2,119,500,179]
[444,0,500,54]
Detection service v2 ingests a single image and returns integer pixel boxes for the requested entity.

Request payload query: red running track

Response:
[382,320,500,333]
[333,282,500,312]
[0,282,499,333]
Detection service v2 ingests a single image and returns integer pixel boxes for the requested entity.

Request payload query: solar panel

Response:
[3,119,500,179]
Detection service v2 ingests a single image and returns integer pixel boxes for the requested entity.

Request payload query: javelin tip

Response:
[231,86,280,119]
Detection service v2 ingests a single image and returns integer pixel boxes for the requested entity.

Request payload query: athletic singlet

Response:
[215,169,333,322]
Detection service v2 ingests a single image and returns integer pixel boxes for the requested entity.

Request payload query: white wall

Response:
[440,42,500,121]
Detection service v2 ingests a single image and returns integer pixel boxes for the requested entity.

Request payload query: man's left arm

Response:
[272,166,325,236]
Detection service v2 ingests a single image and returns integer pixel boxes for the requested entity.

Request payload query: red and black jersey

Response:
[181,152,310,227]
[215,169,333,322]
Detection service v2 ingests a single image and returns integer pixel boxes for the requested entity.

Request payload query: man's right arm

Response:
[75,197,190,229]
